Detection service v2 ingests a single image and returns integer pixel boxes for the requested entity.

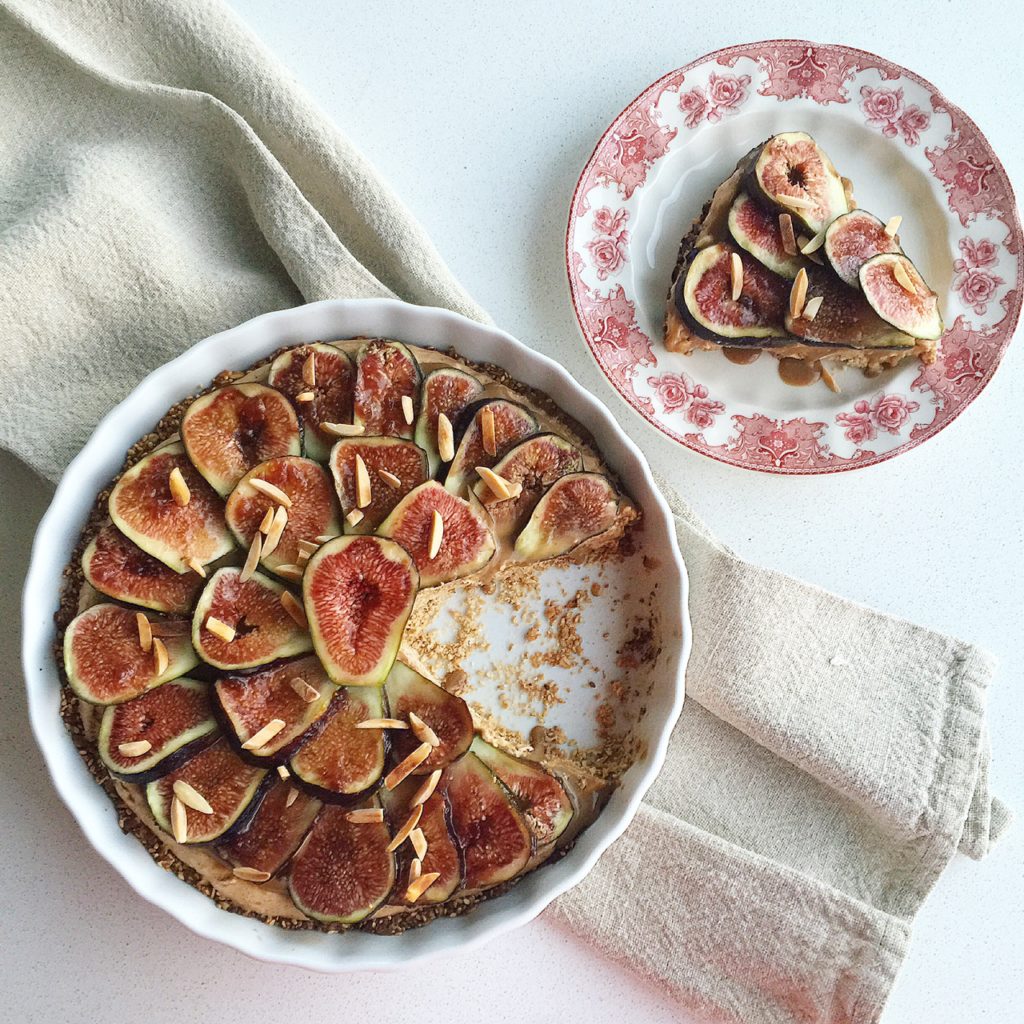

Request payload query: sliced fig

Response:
[268,343,355,462]
[219,779,321,877]
[192,567,313,671]
[824,210,903,288]
[289,686,388,801]
[444,399,538,496]
[225,456,340,575]
[82,524,204,614]
[353,339,421,439]
[97,678,218,782]
[214,655,335,763]
[414,367,484,476]
[147,738,269,845]
[303,536,418,686]
[329,437,428,535]
[470,737,573,847]
[785,266,917,348]
[860,253,944,341]
[64,603,198,705]
[443,752,533,891]
[288,800,396,923]
[377,481,495,587]
[109,442,234,574]
[514,472,621,562]
[384,662,474,774]
[472,433,583,537]
[746,132,849,235]
[676,243,789,344]
[181,383,301,497]
[728,192,805,279]
[380,780,462,904]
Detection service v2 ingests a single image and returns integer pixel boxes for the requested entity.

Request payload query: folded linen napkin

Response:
[0,3,1008,1022]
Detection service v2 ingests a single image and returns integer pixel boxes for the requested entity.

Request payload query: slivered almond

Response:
[315,534,337,544]
[118,740,152,757]
[356,718,409,731]
[173,779,213,815]
[346,808,384,824]
[297,549,311,564]
[250,478,293,508]
[205,615,236,643]
[384,742,433,790]
[729,251,743,301]
[409,711,440,748]
[406,871,441,903]
[289,677,321,703]
[135,612,153,653]
[345,508,364,528]
[386,804,423,852]
[258,507,275,534]
[186,557,207,578]
[410,827,428,860]
[410,768,442,807]
[401,394,415,425]
[274,563,304,582]
[233,866,271,883]
[802,295,824,322]
[170,795,188,843]
[242,718,286,751]
[354,454,372,508]
[409,857,422,883]
[819,361,840,394]
[475,465,515,501]
[778,213,798,256]
[152,637,169,675]
[892,261,915,293]
[379,469,403,489]
[437,413,455,463]
[302,352,317,386]
[321,422,364,437]
[800,230,825,255]
[240,531,262,583]
[262,505,288,558]
[297,539,320,556]
[883,215,902,238]
[168,467,191,507]
[780,193,816,210]
[789,268,809,320]
[285,787,299,808]
[480,406,497,455]
[280,590,308,630]
[427,509,444,560]
[276,764,291,780]
[295,390,315,403]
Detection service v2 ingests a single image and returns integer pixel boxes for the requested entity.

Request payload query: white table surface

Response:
[3,2,1021,1021]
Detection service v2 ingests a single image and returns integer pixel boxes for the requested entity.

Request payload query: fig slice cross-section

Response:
[82,524,205,614]
[353,339,422,439]
[444,398,538,497]
[268,343,355,462]
[192,567,313,671]
[414,367,484,476]
[860,253,944,341]
[377,480,495,587]
[64,603,198,705]
[214,655,335,764]
[303,535,418,686]
[288,799,397,923]
[181,383,301,497]
[824,209,903,289]
[727,191,805,280]
[225,456,340,576]
[514,472,621,562]
[109,442,234,574]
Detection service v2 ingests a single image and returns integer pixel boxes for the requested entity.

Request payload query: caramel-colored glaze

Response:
[722,347,761,365]
[777,358,821,387]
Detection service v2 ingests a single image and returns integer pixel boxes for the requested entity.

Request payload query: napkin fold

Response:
[0,3,1009,1022]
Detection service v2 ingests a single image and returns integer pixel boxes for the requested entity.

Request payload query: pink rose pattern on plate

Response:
[567,41,1022,474]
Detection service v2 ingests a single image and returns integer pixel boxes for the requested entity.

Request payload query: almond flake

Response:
[346,808,385,824]
[314,534,337,544]
[205,615,236,643]
[780,193,816,211]
[475,465,515,501]
[729,251,743,301]
[405,871,441,903]
[410,768,442,807]
[819,361,840,394]
[789,268,809,320]
[437,413,455,463]
[118,740,152,757]
[480,406,497,455]
[261,505,288,558]
[135,612,153,653]
[802,295,824,322]
[297,539,320,556]
[242,718,286,751]
[170,795,188,843]
[295,390,315,403]
[280,590,308,630]
[232,866,272,883]
[173,779,213,815]
[409,711,440,748]
[410,827,428,860]
[250,478,293,508]
[186,557,207,578]
[258,507,275,534]
[883,215,902,238]
[152,637,169,676]
[386,803,423,852]
[285,787,299,808]
[297,549,311,565]
[289,677,321,703]
[409,857,422,883]
[427,509,444,560]
[401,394,415,425]
[356,717,409,731]
[800,230,825,255]
[274,563,305,582]
[321,422,365,437]
[379,469,403,489]
[384,741,433,790]
[345,508,364,528]
[240,531,262,583]
[892,261,915,293]
[302,352,317,386]
[778,213,798,256]
[354,454,372,509]
[276,764,291,779]
[168,466,191,507]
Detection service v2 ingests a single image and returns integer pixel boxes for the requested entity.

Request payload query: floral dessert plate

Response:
[566,39,1022,473]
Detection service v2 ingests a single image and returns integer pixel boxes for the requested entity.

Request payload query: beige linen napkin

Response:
[0,3,1009,1022]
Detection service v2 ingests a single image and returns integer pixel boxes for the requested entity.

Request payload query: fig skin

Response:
[514,472,620,563]
[444,399,538,497]
[414,367,484,476]
[181,383,302,497]
[353,339,422,439]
